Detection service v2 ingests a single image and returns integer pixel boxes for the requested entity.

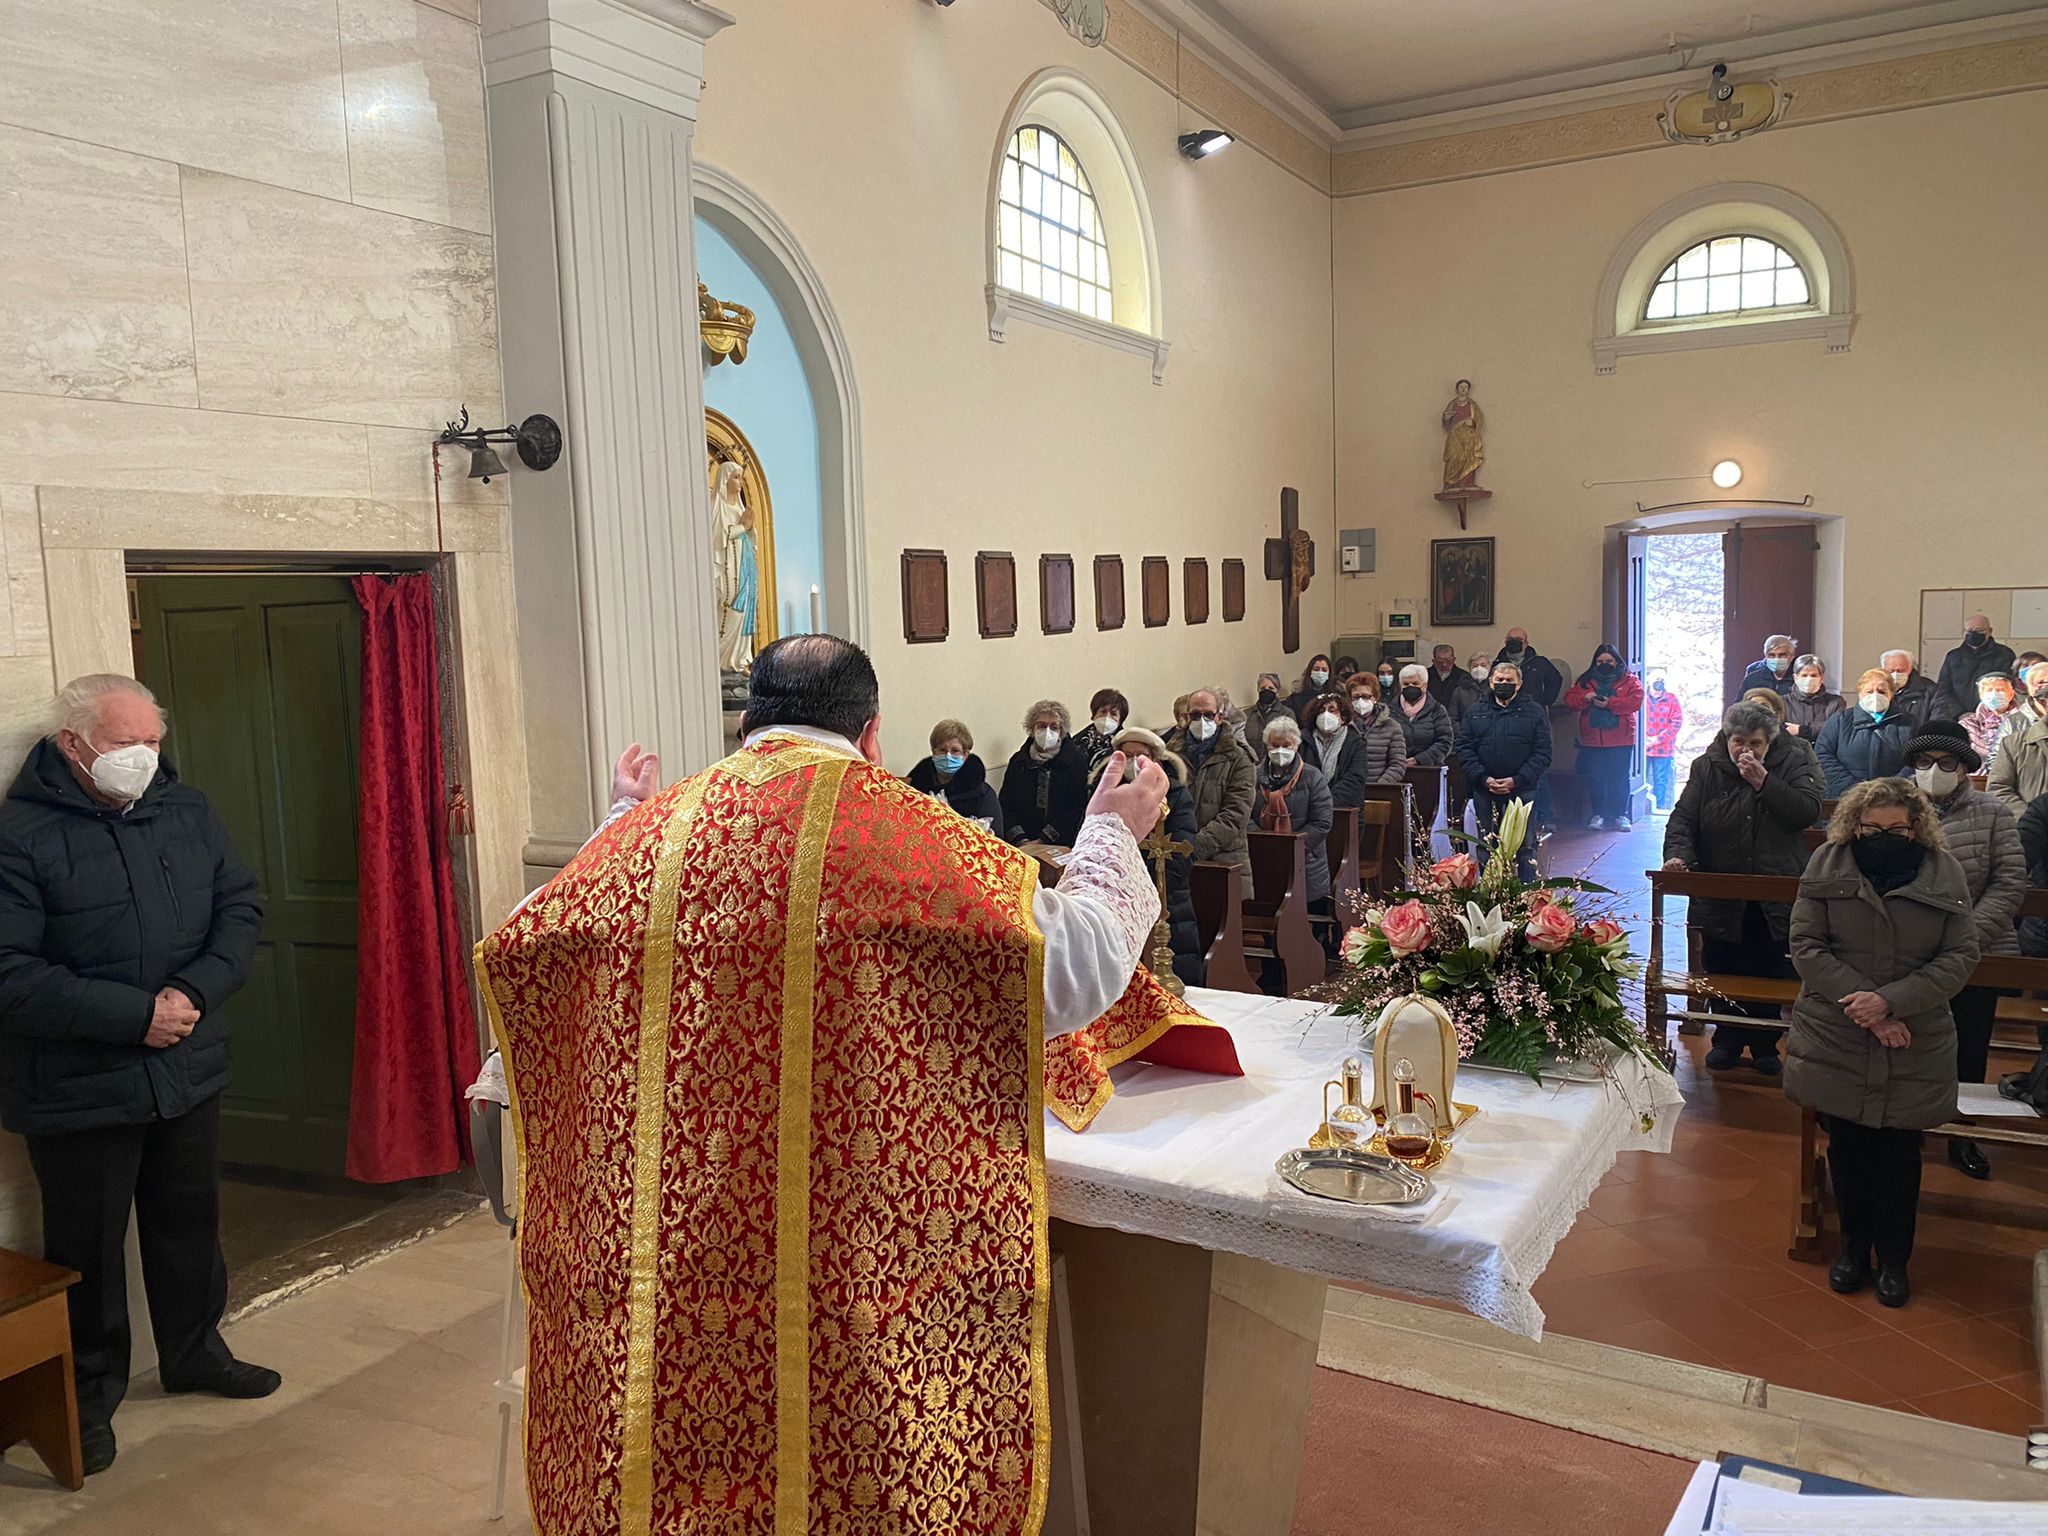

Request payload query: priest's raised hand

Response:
[1088,749,1170,841]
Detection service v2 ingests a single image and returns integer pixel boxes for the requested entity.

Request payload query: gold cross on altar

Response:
[1138,814,1192,997]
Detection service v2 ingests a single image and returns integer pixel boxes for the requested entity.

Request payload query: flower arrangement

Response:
[1331,800,1657,1080]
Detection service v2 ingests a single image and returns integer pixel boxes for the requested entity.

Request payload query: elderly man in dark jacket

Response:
[0,675,272,1474]
[1931,613,2018,722]
[1457,662,1552,880]
[1663,700,1828,1074]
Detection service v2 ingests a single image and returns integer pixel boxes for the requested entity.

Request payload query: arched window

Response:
[1643,235,1811,323]
[997,126,1113,323]
[1592,184,1854,373]
[985,70,1168,382]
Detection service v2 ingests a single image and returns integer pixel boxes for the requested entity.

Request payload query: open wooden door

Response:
[1602,527,1652,813]
[1722,523,1817,706]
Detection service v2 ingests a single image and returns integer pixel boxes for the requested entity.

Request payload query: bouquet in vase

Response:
[1330,799,1659,1081]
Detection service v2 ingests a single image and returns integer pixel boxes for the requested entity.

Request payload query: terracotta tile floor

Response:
[1507,810,2048,1438]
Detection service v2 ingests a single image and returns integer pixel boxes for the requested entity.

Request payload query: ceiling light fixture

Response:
[437,406,564,484]
[1711,458,1743,489]
[1177,128,1233,160]
[1710,62,1734,102]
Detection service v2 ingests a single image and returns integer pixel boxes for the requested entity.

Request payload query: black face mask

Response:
[2034,685,2048,702]
[1852,829,1925,889]
[1965,631,1989,648]
[1401,685,1424,703]
[1257,688,1277,708]
[1492,682,1517,701]
[1504,640,1526,656]
[1593,661,1619,678]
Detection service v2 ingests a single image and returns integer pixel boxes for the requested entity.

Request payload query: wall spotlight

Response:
[1710,62,1734,102]
[438,406,564,484]
[1177,128,1234,160]
[1711,458,1743,489]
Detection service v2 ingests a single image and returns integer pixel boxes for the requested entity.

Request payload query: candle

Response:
[809,585,822,634]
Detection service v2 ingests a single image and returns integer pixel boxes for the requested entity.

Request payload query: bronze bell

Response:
[467,443,509,482]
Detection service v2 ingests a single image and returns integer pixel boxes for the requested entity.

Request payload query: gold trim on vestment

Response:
[1019,858,1052,1536]
[619,779,710,1536]
[775,760,851,1536]
[714,732,861,787]
[1044,982,1221,1133]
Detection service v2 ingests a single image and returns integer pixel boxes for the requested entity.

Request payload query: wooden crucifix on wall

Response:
[1262,487,1314,655]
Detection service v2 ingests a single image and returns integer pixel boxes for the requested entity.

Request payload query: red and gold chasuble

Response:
[478,734,1234,1536]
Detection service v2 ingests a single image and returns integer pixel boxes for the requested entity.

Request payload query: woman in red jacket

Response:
[1565,642,1645,831]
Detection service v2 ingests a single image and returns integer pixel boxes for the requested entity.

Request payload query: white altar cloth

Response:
[1044,989,1684,1339]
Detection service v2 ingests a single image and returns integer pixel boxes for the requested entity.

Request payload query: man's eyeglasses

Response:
[1186,709,1219,722]
[1911,756,1963,773]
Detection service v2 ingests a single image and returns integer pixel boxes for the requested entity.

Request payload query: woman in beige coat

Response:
[1783,777,1979,1309]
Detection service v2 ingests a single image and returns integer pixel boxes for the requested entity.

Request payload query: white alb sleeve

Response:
[1033,812,1160,1037]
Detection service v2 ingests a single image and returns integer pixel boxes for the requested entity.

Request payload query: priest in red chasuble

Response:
[478,636,1169,1536]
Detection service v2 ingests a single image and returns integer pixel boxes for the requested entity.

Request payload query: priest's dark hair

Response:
[742,634,880,741]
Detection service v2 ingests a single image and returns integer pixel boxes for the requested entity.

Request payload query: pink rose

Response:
[1582,917,1626,949]
[1431,853,1479,891]
[1380,900,1433,956]
[1525,902,1576,953]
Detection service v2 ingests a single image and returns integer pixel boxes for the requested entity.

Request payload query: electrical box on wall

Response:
[1340,528,1375,574]
[1382,607,1417,634]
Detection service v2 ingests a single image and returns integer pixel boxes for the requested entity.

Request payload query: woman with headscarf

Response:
[1785,777,1978,1308]
[1285,654,1334,724]
[1563,643,1644,832]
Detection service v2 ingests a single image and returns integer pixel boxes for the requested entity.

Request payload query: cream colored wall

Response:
[690,0,1336,771]
[0,0,523,1250]
[1331,91,2048,687]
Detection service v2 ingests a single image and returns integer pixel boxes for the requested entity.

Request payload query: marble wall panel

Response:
[452,550,530,923]
[0,0,350,200]
[43,547,130,685]
[418,0,476,19]
[37,487,443,554]
[0,125,198,405]
[0,485,49,659]
[0,395,372,499]
[181,169,502,430]
[366,426,508,508]
[342,0,494,234]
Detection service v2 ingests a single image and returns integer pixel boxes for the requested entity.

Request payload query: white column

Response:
[483,0,734,866]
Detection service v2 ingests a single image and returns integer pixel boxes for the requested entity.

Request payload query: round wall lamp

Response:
[1711,459,1743,489]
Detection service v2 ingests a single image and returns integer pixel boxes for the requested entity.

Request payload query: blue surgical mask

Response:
[932,752,963,775]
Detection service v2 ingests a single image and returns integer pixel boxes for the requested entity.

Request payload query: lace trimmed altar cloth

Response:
[1044,990,1683,1339]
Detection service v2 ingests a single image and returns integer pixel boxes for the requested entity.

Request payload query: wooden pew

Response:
[1189,861,1259,995]
[1326,807,1361,918]
[1243,831,1325,998]
[1359,783,1416,897]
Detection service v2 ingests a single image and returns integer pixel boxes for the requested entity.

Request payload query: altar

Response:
[1041,988,1683,1536]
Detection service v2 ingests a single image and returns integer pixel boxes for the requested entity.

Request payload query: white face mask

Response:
[1269,747,1296,767]
[1794,676,1821,695]
[1914,765,1961,799]
[1032,727,1061,752]
[1351,696,1371,716]
[1092,713,1119,736]
[1470,665,1490,682]
[1190,717,1217,741]
[81,741,159,803]
[1316,711,1341,735]
[1309,670,1329,687]
[1859,692,1889,715]
[1889,669,1911,688]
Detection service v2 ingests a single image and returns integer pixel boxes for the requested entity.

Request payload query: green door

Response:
[134,575,363,1176]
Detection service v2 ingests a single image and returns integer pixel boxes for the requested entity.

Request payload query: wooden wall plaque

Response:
[1094,555,1125,631]
[1141,557,1170,628]
[976,552,1017,638]
[1222,558,1246,622]
[1184,558,1209,625]
[1040,553,1075,635]
[901,549,948,643]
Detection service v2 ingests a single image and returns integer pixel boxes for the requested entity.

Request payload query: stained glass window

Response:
[996,126,1113,324]
[1643,236,1810,323]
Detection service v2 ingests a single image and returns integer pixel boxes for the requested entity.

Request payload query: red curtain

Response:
[346,574,478,1182]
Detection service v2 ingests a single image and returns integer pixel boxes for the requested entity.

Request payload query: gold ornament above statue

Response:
[698,281,756,366]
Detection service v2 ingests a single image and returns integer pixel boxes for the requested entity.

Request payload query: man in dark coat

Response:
[1662,699,1828,1074]
[1737,634,1799,697]
[0,675,273,1474]
[1457,662,1552,880]
[1496,628,1562,832]
[1931,614,2019,722]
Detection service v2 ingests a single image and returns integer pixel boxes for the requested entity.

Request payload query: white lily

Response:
[1494,796,1532,868]
[1457,901,1512,961]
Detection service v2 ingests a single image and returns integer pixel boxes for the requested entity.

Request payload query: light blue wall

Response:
[696,215,825,639]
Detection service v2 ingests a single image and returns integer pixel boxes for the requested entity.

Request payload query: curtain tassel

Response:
[447,782,474,838]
